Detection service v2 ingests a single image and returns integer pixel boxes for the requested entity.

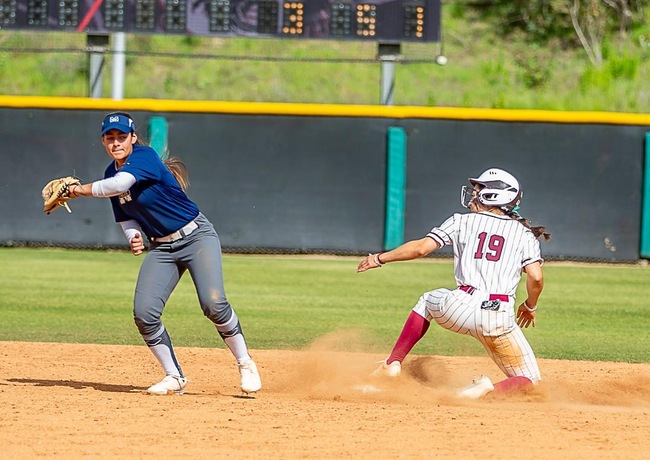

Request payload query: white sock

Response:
[149,344,182,376]
[223,334,251,364]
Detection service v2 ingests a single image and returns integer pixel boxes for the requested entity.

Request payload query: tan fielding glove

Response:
[42,176,82,214]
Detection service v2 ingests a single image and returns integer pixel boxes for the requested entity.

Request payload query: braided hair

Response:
[506,209,551,241]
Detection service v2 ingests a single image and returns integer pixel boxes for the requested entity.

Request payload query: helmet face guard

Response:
[460,185,475,208]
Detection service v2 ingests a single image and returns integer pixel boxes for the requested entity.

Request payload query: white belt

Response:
[151,220,198,243]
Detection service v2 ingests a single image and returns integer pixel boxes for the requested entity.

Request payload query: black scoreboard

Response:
[0,0,440,42]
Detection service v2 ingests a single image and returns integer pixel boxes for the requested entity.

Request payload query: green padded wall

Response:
[384,126,407,250]
[148,116,168,159]
[641,133,650,258]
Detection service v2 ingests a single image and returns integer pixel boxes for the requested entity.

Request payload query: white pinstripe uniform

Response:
[412,211,542,382]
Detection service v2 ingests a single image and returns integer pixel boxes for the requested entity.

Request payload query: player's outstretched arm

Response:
[357,237,440,272]
[70,173,137,198]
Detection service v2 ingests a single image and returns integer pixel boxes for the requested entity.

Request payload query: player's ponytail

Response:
[164,156,190,191]
[507,210,551,241]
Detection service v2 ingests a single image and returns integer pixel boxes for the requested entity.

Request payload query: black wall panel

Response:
[1,108,125,246]
[401,119,645,261]
[165,113,389,252]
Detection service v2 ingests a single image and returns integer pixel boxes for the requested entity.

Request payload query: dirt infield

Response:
[2,338,649,459]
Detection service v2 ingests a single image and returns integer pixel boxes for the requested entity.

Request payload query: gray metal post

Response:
[86,34,110,99]
[111,32,126,100]
[378,43,402,106]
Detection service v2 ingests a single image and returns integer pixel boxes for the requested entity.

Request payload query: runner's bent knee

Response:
[413,288,451,319]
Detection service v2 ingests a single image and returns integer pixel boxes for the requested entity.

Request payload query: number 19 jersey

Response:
[427,211,543,296]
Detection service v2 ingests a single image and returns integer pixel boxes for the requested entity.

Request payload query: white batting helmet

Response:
[461,168,522,211]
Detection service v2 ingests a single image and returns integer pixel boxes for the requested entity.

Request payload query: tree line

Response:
[464,0,648,65]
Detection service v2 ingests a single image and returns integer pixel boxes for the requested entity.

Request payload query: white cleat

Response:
[456,375,494,400]
[239,359,262,394]
[147,375,187,395]
[371,359,401,378]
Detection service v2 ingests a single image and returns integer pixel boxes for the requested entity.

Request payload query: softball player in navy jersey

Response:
[67,112,261,395]
[357,168,550,399]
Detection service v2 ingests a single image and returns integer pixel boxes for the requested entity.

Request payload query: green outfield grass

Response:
[1,247,648,363]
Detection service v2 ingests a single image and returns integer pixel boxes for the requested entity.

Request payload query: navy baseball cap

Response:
[101,113,136,135]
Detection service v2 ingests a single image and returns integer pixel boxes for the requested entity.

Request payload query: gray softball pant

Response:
[133,213,242,341]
